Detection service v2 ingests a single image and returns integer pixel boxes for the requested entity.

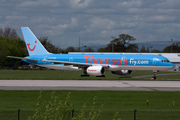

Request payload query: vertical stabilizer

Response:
[21,27,50,56]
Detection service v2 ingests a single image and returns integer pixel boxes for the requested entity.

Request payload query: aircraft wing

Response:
[42,60,109,68]
[7,56,109,68]
[7,56,39,62]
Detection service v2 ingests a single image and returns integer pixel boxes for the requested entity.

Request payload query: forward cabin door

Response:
[152,58,156,65]
[70,57,73,62]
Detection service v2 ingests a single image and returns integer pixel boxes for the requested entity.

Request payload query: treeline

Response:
[0,27,180,68]
[0,28,28,68]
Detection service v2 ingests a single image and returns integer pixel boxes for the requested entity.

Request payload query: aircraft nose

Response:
[170,62,175,68]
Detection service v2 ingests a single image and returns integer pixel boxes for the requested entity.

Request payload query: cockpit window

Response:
[161,60,170,62]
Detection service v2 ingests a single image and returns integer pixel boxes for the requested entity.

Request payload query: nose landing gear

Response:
[151,71,157,80]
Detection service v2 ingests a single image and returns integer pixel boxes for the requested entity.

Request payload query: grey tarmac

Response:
[0,80,180,91]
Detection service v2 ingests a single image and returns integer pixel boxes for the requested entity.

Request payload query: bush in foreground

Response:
[27,90,120,120]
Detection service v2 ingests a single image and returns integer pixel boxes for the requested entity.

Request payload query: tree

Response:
[57,48,65,53]
[102,44,113,52]
[151,49,161,53]
[83,47,95,52]
[146,46,150,53]
[39,37,60,53]
[162,42,180,53]
[140,45,146,53]
[75,47,81,52]
[0,28,27,68]
[0,37,28,68]
[111,34,136,52]
[0,28,3,37]
[105,34,137,52]
[0,27,18,39]
[97,47,106,52]
[125,44,139,52]
[66,46,75,51]
[64,46,75,53]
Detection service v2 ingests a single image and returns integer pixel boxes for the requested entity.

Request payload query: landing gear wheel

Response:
[81,67,89,77]
[151,72,156,80]
[96,75,105,77]
[81,75,89,77]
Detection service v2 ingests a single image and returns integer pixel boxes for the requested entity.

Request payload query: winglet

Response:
[21,27,50,56]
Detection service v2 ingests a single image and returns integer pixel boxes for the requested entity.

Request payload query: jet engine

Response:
[87,66,105,76]
[111,70,132,75]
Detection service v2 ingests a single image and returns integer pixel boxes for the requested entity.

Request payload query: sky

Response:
[0,0,180,50]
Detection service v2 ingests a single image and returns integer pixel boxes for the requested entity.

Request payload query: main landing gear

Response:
[151,71,157,80]
[81,67,89,77]
[96,75,105,77]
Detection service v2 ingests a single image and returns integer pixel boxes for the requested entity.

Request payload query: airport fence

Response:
[0,108,180,120]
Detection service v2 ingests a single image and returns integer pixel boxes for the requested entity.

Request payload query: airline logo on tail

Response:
[27,41,37,51]
[21,27,50,56]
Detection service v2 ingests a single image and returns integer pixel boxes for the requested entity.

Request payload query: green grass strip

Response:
[0,70,179,80]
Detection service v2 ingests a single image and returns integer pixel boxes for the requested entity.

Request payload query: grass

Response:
[0,70,180,119]
[0,70,179,80]
[0,90,180,120]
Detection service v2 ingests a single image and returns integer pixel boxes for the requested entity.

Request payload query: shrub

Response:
[28,90,120,120]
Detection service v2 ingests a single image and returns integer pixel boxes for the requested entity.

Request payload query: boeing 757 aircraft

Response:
[8,27,174,79]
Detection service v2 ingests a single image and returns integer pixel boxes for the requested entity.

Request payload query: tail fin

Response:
[21,27,50,56]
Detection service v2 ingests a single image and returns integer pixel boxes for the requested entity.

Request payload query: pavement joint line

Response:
[132,73,180,78]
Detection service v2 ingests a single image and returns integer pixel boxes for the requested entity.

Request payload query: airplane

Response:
[7,27,174,79]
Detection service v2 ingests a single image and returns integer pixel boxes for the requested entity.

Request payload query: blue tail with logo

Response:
[21,27,50,56]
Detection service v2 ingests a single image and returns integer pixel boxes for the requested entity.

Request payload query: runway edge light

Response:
[173,101,175,106]
[146,99,149,105]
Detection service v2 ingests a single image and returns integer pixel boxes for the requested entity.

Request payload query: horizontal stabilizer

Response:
[7,56,39,62]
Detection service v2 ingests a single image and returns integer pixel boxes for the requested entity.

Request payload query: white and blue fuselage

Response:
[24,53,174,71]
[8,27,174,78]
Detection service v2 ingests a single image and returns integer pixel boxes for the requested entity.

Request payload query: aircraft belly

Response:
[107,65,174,71]
[36,64,81,71]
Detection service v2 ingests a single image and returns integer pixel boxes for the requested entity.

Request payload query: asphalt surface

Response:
[132,73,180,78]
[0,80,180,91]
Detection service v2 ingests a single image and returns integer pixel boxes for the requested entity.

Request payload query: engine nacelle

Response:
[111,70,132,76]
[87,66,105,76]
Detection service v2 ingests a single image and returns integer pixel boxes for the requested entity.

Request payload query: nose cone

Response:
[169,62,175,69]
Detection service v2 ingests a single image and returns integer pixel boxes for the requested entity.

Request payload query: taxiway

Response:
[0,80,180,91]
